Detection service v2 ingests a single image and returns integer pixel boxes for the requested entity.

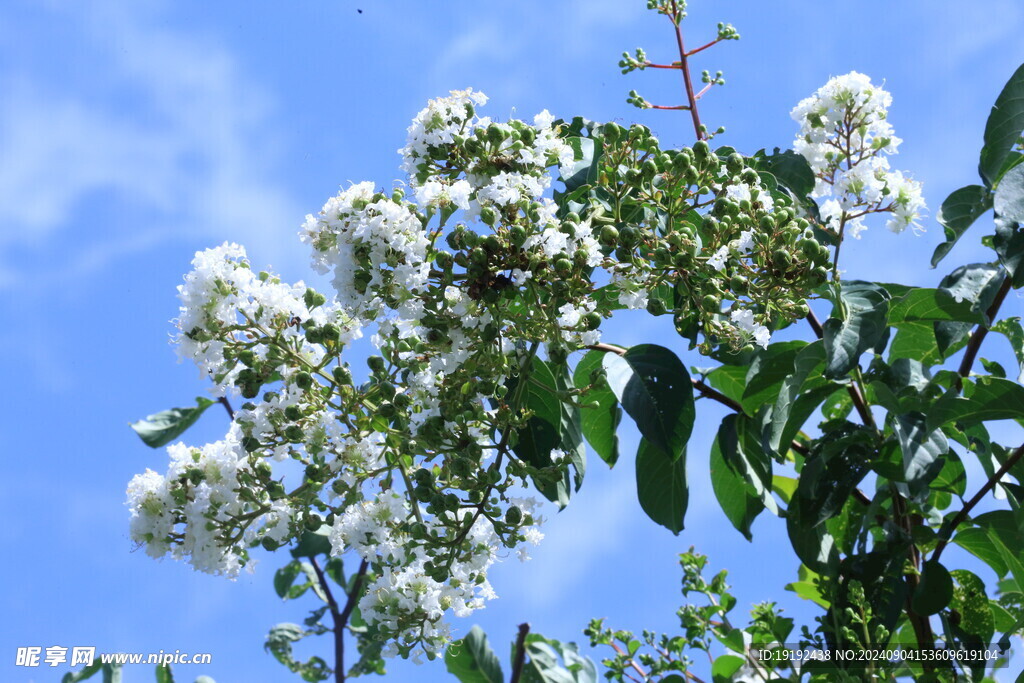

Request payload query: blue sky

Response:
[3,1,1024,681]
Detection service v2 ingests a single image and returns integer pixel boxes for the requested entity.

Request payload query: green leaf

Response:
[635,438,688,534]
[703,364,747,411]
[275,560,303,599]
[979,62,1024,187]
[603,344,695,462]
[893,412,948,500]
[155,665,176,683]
[573,350,621,467]
[445,626,504,683]
[506,356,582,508]
[130,397,217,448]
[935,264,1006,356]
[932,185,993,267]
[786,564,831,609]
[559,136,603,194]
[742,341,808,412]
[711,654,745,683]
[993,317,1024,382]
[949,569,995,646]
[63,663,103,683]
[822,281,890,379]
[710,417,764,540]
[751,148,815,198]
[290,528,331,559]
[993,164,1024,287]
[927,377,1024,431]
[764,341,826,455]
[912,560,954,616]
[954,528,1010,578]
[887,287,986,325]
[521,635,597,683]
[793,423,875,527]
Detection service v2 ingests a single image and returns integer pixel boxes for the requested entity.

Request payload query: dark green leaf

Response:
[887,287,986,325]
[711,654,745,683]
[955,528,1010,578]
[822,281,890,379]
[275,560,303,599]
[742,341,808,411]
[559,137,603,194]
[444,626,504,683]
[893,413,948,500]
[573,350,620,467]
[912,560,954,616]
[765,341,825,454]
[927,377,1024,431]
[793,423,874,527]
[635,439,688,534]
[932,185,993,267]
[290,528,331,559]
[751,148,815,198]
[979,62,1024,187]
[603,344,695,462]
[949,569,995,646]
[130,397,216,448]
[935,264,1006,355]
[993,317,1024,382]
[710,416,764,540]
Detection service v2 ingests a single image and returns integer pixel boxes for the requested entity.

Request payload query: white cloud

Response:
[0,0,302,289]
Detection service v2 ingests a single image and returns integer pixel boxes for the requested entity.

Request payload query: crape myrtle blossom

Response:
[791,71,925,239]
[130,88,836,661]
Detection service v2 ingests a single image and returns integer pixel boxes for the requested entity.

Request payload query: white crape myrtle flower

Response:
[731,308,771,349]
[126,425,298,578]
[791,72,925,239]
[707,245,729,271]
[399,88,489,176]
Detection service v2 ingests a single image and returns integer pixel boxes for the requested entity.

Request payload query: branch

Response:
[509,623,530,683]
[218,396,235,419]
[310,557,369,683]
[610,642,649,680]
[955,276,1012,390]
[932,442,1024,564]
[668,0,706,140]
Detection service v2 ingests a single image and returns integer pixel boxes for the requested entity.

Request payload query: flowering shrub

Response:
[115,1,1024,682]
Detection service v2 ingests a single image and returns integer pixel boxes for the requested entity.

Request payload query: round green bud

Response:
[285,425,305,442]
[646,297,668,316]
[294,372,314,390]
[726,152,744,175]
[603,123,621,142]
[332,366,352,386]
[583,312,602,330]
[377,402,396,418]
[304,514,323,531]
[618,225,639,247]
[505,506,523,525]
[367,355,386,373]
[261,536,279,551]
[772,249,791,269]
[284,405,302,421]
[554,258,573,275]
[701,294,720,312]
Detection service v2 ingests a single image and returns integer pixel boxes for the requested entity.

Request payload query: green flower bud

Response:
[367,355,386,373]
[284,405,302,421]
[701,294,720,312]
[294,372,314,391]
[554,258,573,275]
[304,514,323,531]
[726,152,744,175]
[583,312,602,330]
[332,366,352,386]
[505,506,523,525]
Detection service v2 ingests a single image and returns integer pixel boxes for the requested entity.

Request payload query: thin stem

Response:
[932,442,1024,564]
[955,276,1012,390]
[668,0,705,140]
[610,642,649,680]
[509,623,531,683]
[686,37,723,57]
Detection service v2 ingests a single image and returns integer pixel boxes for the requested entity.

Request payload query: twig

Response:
[610,642,649,680]
[932,442,1024,564]
[509,623,531,683]
[805,309,875,428]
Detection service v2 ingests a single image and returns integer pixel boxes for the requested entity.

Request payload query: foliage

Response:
[125,1,1024,681]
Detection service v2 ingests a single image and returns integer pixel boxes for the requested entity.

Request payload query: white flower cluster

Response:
[127,426,293,577]
[175,243,361,396]
[791,72,925,237]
